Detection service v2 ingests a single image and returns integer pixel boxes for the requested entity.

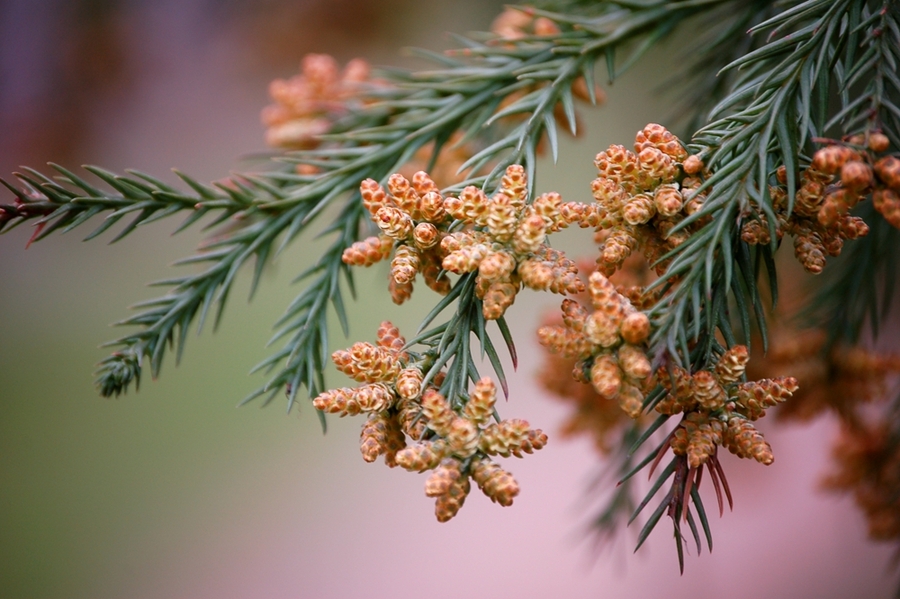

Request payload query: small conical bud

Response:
[446,417,480,458]
[591,355,622,399]
[617,344,652,380]
[464,377,497,425]
[683,155,703,175]
[396,368,424,400]
[715,345,749,384]
[471,458,519,506]
[395,440,448,472]
[619,311,650,344]
[412,222,441,250]
[434,475,471,522]
[425,458,462,497]
[390,244,420,284]
[342,235,392,266]
[359,412,390,463]
[692,370,726,410]
[421,389,454,437]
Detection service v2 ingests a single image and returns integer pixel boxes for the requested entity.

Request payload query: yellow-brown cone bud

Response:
[412,222,441,250]
[499,164,528,207]
[517,429,549,455]
[478,250,516,282]
[715,345,749,384]
[396,367,424,400]
[683,154,703,175]
[434,475,471,522]
[411,170,438,196]
[592,177,629,216]
[421,389,454,437]
[622,193,655,225]
[591,355,622,399]
[512,213,547,254]
[670,426,690,456]
[359,412,390,463]
[686,418,722,469]
[618,344,652,380]
[741,216,772,245]
[463,377,497,426]
[734,376,799,420]
[360,178,389,216]
[389,276,414,304]
[595,145,640,192]
[471,458,519,507]
[332,341,402,383]
[375,206,414,241]
[559,201,599,227]
[692,370,726,410]
[638,147,677,184]
[418,190,446,222]
[536,324,593,360]
[868,132,890,153]
[397,396,426,440]
[840,160,874,192]
[617,382,644,418]
[874,188,900,228]
[352,383,395,412]
[442,242,490,274]
[382,413,406,468]
[425,458,462,497]
[619,311,650,344]
[812,145,857,175]
[531,191,563,230]
[585,310,621,348]
[446,417,480,458]
[387,173,418,216]
[390,244,420,285]
[794,232,827,274]
[445,186,489,223]
[589,270,623,308]
[313,387,360,417]
[375,321,406,354]
[482,282,518,320]
[395,440,448,472]
[634,123,687,161]
[479,418,543,458]
[838,215,869,239]
[561,298,589,332]
[875,156,900,189]
[598,227,637,271]
[654,185,683,218]
[486,196,521,242]
[342,235,392,266]
[725,418,774,465]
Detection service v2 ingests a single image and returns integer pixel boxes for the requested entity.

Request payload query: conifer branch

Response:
[242,199,363,417]
[583,0,900,566]
[803,0,900,347]
[6,0,900,576]
[806,202,900,345]
[648,0,856,366]
[3,0,725,402]
[0,165,245,241]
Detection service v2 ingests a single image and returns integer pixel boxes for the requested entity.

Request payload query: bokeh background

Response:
[0,1,896,597]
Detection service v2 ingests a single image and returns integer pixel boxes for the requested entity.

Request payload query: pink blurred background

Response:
[0,1,896,597]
